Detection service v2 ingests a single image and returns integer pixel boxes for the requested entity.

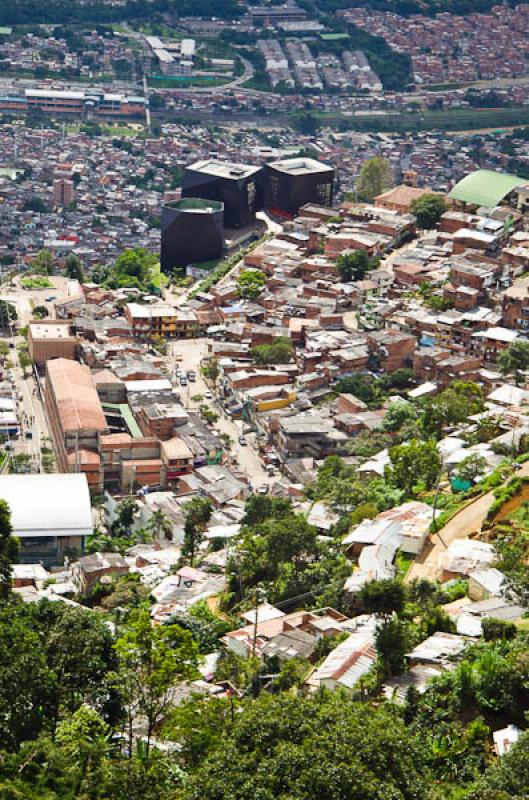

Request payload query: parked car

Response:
[179,376,188,386]
[239,436,247,446]
[204,390,213,400]
[258,484,269,494]
[188,371,196,382]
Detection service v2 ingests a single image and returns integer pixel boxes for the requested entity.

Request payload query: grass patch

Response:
[148,75,230,89]
[310,105,529,134]
[21,275,53,289]
[148,261,168,291]
[395,549,414,578]
[103,124,143,137]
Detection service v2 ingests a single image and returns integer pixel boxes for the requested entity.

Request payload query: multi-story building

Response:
[44,358,108,490]
[124,303,199,339]
[28,320,77,367]
[52,178,74,208]
[265,157,334,219]
[502,284,529,330]
[182,159,264,229]
[160,198,224,272]
[366,330,417,372]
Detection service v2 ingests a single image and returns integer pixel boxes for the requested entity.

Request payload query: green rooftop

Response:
[167,197,223,212]
[449,169,523,208]
[319,32,350,41]
[102,403,143,438]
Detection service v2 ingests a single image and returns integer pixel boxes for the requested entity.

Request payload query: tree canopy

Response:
[411,193,448,229]
[356,157,393,203]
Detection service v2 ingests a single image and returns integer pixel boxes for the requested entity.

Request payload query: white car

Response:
[203,390,213,400]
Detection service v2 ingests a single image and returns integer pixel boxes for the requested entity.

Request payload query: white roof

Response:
[473,326,519,343]
[493,725,521,756]
[488,383,529,406]
[408,382,437,398]
[407,632,468,664]
[125,379,173,393]
[12,563,48,581]
[241,603,285,625]
[269,157,333,175]
[470,567,505,596]
[0,474,92,538]
[307,501,338,531]
[181,39,196,56]
[188,159,261,180]
[441,539,495,575]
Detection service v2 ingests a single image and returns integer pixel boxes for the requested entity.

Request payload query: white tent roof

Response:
[0,474,93,538]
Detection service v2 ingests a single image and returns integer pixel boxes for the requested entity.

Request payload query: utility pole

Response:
[251,586,265,659]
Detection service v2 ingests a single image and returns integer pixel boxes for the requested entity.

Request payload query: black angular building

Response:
[160,198,224,272]
[182,159,264,229]
[264,157,335,219]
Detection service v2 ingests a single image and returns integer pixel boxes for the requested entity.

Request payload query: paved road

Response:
[407,461,529,582]
[170,337,271,488]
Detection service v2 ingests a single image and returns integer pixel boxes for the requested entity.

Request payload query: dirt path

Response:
[406,462,529,582]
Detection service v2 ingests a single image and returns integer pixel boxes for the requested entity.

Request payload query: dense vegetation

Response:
[0,0,241,25]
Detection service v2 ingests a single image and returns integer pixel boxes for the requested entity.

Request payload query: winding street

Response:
[406,460,529,582]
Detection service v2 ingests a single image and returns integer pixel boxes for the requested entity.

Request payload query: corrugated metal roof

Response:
[449,169,523,208]
[47,358,107,433]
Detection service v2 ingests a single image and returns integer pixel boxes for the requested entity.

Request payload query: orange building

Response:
[44,358,107,490]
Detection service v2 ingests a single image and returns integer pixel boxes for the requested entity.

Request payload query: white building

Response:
[0,473,93,566]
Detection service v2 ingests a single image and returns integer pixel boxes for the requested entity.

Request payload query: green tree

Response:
[236,269,266,301]
[53,705,111,797]
[114,609,200,757]
[411,193,448,229]
[32,248,55,275]
[23,196,49,214]
[420,382,485,438]
[0,602,54,749]
[455,453,487,484]
[111,497,139,537]
[498,339,529,384]
[382,400,417,433]
[180,693,429,800]
[494,530,529,607]
[242,494,292,526]
[147,508,173,541]
[481,617,517,641]
[18,344,31,376]
[183,497,212,566]
[32,304,49,319]
[252,336,294,364]
[64,253,84,282]
[0,499,17,599]
[375,617,410,678]
[389,438,441,496]
[359,578,407,618]
[30,601,117,722]
[356,156,393,203]
[468,729,529,799]
[336,250,379,282]
[201,358,219,387]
